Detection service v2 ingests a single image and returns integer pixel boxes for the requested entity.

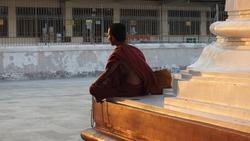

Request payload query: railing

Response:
[0,35,216,47]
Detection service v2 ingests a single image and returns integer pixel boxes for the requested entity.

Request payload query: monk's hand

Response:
[94,96,105,103]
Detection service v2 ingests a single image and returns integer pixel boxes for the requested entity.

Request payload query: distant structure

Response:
[0,0,225,45]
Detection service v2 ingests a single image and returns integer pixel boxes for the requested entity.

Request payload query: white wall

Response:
[0,43,205,80]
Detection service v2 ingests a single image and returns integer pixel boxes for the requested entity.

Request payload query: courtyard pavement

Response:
[0,78,95,141]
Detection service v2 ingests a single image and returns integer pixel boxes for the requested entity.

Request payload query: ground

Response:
[0,78,94,141]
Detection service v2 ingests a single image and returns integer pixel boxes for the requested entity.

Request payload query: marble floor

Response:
[0,78,95,141]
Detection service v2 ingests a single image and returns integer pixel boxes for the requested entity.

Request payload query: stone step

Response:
[200,72,250,78]
[173,71,250,82]
[164,97,250,121]
[177,80,250,110]
[164,103,250,128]
[173,69,197,80]
[178,70,250,81]
[190,73,250,84]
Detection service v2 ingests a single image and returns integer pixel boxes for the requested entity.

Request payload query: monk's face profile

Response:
[108,28,116,46]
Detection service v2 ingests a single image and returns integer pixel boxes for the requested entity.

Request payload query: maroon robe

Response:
[89,44,157,101]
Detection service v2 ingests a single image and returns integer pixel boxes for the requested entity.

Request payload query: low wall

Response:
[0,43,206,80]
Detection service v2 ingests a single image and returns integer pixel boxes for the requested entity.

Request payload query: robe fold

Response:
[89,44,157,101]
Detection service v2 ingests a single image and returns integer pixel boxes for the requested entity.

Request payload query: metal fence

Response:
[0,0,226,47]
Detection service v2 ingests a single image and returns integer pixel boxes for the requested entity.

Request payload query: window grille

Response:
[120,8,160,41]
[0,6,8,37]
[168,10,200,35]
[16,7,63,40]
[73,8,113,43]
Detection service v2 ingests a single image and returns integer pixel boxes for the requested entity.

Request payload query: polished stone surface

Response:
[0,78,94,141]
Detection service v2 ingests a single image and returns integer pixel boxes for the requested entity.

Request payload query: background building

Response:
[0,0,226,46]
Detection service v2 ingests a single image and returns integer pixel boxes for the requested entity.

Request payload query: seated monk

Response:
[89,23,158,102]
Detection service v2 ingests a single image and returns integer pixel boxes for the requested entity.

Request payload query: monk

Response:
[89,23,157,102]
